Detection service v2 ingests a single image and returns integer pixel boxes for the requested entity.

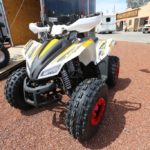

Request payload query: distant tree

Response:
[127,0,150,8]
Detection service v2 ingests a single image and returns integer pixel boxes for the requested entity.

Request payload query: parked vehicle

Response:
[142,24,150,33]
[5,13,120,141]
[0,21,10,69]
[95,14,116,34]
[5,0,120,141]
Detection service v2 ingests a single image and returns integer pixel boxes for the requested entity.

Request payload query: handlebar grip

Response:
[29,23,50,34]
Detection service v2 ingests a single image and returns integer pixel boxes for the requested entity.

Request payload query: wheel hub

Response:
[91,98,106,126]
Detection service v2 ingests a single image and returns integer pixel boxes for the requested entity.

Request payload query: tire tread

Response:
[65,78,108,140]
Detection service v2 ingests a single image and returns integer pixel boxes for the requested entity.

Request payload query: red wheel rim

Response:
[91,98,106,126]
[116,63,120,80]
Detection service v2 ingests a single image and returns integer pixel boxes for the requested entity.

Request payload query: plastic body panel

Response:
[24,37,115,80]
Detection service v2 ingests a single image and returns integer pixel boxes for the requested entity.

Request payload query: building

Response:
[41,0,96,23]
[116,2,150,31]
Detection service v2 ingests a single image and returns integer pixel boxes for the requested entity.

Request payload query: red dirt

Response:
[0,41,150,150]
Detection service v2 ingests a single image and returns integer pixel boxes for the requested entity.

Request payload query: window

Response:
[106,17,111,22]
[129,20,132,25]
[139,17,149,27]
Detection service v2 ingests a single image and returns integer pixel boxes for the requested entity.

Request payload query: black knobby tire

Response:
[65,78,108,141]
[5,67,31,110]
[0,47,10,69]
[107,56,120,87]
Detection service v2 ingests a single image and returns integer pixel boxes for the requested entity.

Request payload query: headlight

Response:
[40,65,61,78]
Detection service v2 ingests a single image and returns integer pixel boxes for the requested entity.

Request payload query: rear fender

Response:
[95,39,115,64]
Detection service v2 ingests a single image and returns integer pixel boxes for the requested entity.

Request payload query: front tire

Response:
[0,47,10,69]
[65,78,108,141]
[107,56,120,87]
[5,67,31,110]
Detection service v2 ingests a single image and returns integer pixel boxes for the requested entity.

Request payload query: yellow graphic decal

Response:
[51,39,93,64]
[51,43,76,64]
[82,39,93,47]
[31,45,42,60]
[109,41,114,51]
[39,39,59,58]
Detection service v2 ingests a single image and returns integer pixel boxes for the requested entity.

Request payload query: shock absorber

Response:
[61,69,72,95]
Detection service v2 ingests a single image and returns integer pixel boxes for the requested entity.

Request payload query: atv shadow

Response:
[21,100,67,117]
[139,69,150,74]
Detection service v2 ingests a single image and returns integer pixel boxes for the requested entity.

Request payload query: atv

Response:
[5,13,120,141]
[0,22,10,69]
[0,45,10,69]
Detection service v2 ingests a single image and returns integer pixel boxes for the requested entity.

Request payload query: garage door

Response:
[3,0,40,45]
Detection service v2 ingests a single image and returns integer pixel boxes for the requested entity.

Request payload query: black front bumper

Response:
[24,78,57,107]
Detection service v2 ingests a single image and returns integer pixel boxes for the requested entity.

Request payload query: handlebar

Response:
[29,13,101,36]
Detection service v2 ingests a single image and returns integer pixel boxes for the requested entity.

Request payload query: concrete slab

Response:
[97,32,150,44]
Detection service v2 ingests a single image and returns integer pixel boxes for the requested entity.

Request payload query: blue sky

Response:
[96,0,127,13]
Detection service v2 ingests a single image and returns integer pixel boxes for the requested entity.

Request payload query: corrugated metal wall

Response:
[3,0,40,45]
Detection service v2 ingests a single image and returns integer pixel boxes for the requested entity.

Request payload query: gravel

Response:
[0,41,150,150]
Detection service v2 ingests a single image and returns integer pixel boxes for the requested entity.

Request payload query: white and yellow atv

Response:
[5,14,120,141]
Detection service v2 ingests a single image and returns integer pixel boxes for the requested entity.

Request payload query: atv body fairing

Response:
[22,14,115,107]
[24,37,115,80]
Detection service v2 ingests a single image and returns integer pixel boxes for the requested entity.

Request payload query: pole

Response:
[40,0,46,23]
[87,0,90,15]
[82,0,84,15]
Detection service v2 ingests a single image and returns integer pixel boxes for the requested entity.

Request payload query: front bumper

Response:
[24,78,57,107]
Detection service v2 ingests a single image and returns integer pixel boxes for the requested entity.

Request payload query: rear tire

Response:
[107,56,120,87]
[65,78,108,141]
[5,67,32,110]
[0,47,10,69]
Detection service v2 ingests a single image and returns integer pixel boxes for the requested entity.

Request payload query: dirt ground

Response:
[0,41,150,150]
